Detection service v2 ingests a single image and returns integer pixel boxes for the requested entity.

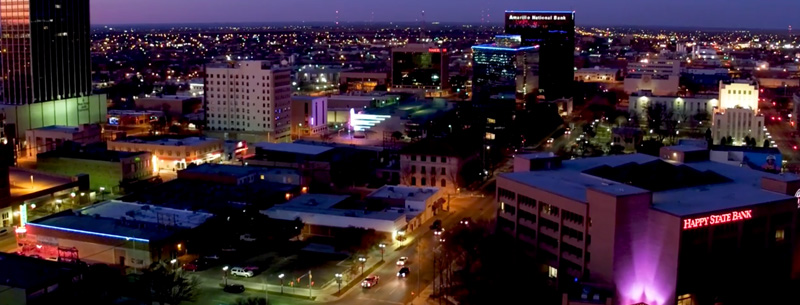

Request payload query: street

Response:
[189,194,497,305]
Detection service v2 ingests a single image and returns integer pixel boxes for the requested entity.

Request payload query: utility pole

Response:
[308,270,312,299]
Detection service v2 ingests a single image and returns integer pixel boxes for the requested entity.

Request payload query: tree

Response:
[764,139,771,148]
[142,261,200,305]
[235,297,268,305]
[335,227,384,254]
[705,128,713,145]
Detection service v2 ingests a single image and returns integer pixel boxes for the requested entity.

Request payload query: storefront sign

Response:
[683,209,753,230]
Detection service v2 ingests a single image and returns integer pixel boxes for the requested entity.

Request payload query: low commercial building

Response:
[177,163,300,186]
[366,185,445,233]
[575,67,620,83]
[107,137,224,171]
[497,152,800,305]
[628,91,717,120]
[36,146,153,193]
[20,200,213,268]
[0,252,83,305]
[247,142,334,188]
[339,71,389,93]
[290,96,329,138]
[134,96,202,117]
[24,124,102,158]
[1,167,85,229]
[262,194,407,241]
[399,138,479,193]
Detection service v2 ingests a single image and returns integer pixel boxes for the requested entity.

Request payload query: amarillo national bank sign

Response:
[507,14,571,21]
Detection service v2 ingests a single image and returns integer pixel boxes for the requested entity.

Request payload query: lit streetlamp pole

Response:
[358,257,366,275]
[379,243,386,261]
[278,273,284,294]
[222,266,229,285]
[335,273,343,294]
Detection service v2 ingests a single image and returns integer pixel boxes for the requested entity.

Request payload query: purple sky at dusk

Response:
[92,0,798,29]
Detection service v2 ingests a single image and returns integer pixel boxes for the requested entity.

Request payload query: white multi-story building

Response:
[205,61,292,142]
[628,91,718,120]
[290,96,328,138]
[712,80,764,146]
[623,58,681,95]
[719,80,758,110]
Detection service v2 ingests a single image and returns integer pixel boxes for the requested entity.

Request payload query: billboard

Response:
[505,11,574,29]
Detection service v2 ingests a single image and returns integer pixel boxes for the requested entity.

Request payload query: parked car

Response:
[0,227,8,236]
[183,259,210,271]
[239,234,257,242]
[230,267,254,278]
[361,275,379,288]
[396,257,408,266]
[223,284,245,293]
[397,267,410,278]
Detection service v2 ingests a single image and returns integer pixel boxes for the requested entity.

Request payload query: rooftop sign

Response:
[682,209,752,230]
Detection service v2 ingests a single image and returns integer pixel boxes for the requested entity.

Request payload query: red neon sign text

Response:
[683,209,752,230]
[428,48,446,53]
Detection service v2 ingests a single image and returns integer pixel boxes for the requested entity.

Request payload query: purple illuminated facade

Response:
[498,148,800,305]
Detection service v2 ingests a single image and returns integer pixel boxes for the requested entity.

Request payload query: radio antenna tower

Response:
[335,10,340,27]
[790,25,793,38]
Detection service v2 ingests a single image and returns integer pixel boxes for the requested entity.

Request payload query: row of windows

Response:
[519,195,536,209]
[410,166,446,175]
[208,94,271,101]
[541,202,559,217]
[540,217,559,232]
[409,155,447,163]
[519,210,536,224]
[499,201,516,216]
[208,85,271,91]
[561,242,583,259]
[207,74,270,80]
[498,187,516,200]
[726,89,753,95]
[563,226,584,241]
[208,82,271,88]
[409,177,447,187]
[563,210,584,225]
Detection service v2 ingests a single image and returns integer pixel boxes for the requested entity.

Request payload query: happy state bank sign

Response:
[683,209,753,230]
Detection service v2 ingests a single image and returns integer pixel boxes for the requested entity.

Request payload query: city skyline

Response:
[90,0,799,29]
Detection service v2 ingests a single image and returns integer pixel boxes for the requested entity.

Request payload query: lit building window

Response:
[776,229,785,241]
[548,266,558,279]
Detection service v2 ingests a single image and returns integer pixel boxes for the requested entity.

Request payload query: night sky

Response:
[92,0,798,29]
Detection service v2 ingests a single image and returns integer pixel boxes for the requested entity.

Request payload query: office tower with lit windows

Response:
[505,11,575,99]
[204,61,293,142]
[0,0,106,141]
[472,35,540,102]
[391,44,450,97]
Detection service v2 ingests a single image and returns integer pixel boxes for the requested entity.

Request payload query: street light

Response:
[170,258,177,265]
[278,273,285,294]
[358,256,366,275]
[99,187,106,201]
[335,273,343,293]
[222,266,229,285]
[378,243,386,261]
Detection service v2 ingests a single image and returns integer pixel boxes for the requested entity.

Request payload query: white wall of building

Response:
[629,95,718,119]
[205,61,292,142]
[623,75,679,96]
[719,81,758,110]
[712,108,765,146]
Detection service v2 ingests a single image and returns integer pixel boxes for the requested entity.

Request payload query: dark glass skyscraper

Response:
[1,0,92,104]
[472,35,539,102]
[505,11,575,99]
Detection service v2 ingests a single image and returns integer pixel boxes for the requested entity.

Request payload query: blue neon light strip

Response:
[505,10,575,13]
[472,45,538,51]
[26,223,150,243]
[495,35,521,38]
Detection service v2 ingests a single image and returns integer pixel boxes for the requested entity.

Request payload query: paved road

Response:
[189,194,496,305]
[331,195,496,305]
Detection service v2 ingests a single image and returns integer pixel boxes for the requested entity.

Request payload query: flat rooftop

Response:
[500,154,796,217]
[79,200,213,229]
[0,253,79,290]
[255,142,334,156]
[266,194,407,221]
[119,179,296,213]
[517,152,557,160]
[8,167,74,198]
[30,125,85,133]
[180,163,259,177]
[368,185,440,201]
[113,136,220,146]
[38,147,145,162]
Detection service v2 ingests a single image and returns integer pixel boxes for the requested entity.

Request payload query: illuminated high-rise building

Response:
[0,0,106,144]
[472,34,539,102]
[505,10,575,99]
[1,0,92,104]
